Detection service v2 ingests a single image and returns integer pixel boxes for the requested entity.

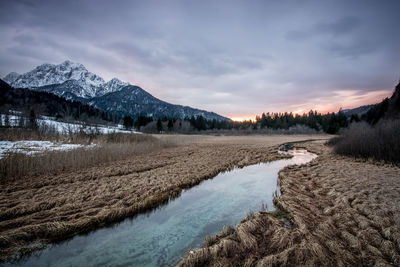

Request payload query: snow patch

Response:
[0,140,95,159]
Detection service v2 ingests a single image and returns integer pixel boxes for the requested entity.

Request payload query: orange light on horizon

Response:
[230,116,255,122]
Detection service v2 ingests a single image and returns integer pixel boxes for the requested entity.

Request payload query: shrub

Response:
[330,120,400,164]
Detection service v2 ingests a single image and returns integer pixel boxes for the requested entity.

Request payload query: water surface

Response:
[12,149,316,267]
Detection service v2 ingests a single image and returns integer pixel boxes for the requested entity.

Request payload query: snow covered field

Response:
[0,140,96,159]
[0,113,140,134]
[0,112,142,158]
[39,116,139,134]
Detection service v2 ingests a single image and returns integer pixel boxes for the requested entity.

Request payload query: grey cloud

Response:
[314,16,361,36]
[286,16,361,41]
[285,31,311,41]
[102,39,267,77]
[323,41,377,59]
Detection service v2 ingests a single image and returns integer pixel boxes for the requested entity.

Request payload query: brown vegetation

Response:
[329,120,400,164]
[0,135,327,262]
[0,133,177,181]
[0,127,62,142]
[179,141,400,266]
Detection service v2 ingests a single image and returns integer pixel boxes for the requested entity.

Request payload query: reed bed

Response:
[0,133,179,181]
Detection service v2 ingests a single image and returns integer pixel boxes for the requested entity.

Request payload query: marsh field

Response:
[1,134,399,266]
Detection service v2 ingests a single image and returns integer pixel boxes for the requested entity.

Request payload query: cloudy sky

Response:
[1,0,399,120]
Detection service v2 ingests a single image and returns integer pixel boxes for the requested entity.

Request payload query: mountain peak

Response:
[109,77,123,83]
[3,72,20,84]
[61,59,76,65]
[60,60,86,70]
[97,77,129,96]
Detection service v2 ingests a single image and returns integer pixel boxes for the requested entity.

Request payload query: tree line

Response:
[123,110,349,134]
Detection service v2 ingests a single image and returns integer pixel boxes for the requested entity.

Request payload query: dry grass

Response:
[0,134,328,262]
[0,127,62,142]
[179,141,400,266]
[0,133,179,181]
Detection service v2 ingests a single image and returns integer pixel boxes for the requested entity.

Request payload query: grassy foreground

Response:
[0,134,327,262]
[179,141,400,266]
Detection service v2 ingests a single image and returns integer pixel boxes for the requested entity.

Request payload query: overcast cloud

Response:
[1,0,399,119]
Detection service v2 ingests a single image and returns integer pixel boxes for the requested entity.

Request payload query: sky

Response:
[1,0,399,121]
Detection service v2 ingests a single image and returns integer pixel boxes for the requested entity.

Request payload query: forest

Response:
[124,110,349,134]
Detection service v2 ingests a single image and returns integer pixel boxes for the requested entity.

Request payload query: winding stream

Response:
[11,148,316,267]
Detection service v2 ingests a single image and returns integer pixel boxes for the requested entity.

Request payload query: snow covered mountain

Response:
[4,60,128,98]
[3,61,229,121]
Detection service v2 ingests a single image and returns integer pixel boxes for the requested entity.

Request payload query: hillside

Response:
[362,82,400,124]
[88,85,227,120]
[0,79,117,124]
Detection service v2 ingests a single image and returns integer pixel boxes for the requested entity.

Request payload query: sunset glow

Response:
[230,88,393,119]
[230,116,255,122]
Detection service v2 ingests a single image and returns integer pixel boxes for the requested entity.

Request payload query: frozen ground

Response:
[0,140,95,159]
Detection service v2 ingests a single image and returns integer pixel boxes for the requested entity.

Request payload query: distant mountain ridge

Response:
[3,61,229,121]
[342,104,374,119]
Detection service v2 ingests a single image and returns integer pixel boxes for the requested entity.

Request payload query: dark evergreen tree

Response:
[4,114,10,127]
[167,119,174,130]
[350,114,360,123]
[157,119,163,132]
[29,109,38,130]
[123,115,134,129]
[134,116,153,129]
[363,98,390,125]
